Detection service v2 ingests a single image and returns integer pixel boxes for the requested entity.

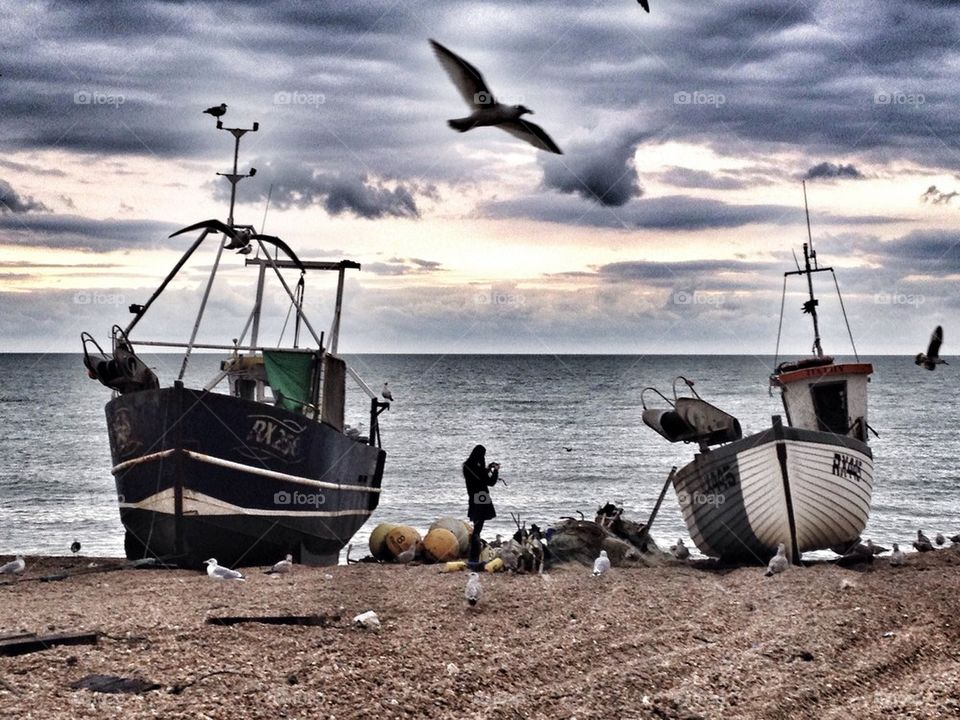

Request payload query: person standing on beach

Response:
[463,444,500,563]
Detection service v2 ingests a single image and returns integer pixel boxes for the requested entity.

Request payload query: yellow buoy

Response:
[386,525,422,558]
[439,560,468,573]
[484,557,504,573]
[368,523,397,560]
[423,528,460,562]
[429,517,471,556]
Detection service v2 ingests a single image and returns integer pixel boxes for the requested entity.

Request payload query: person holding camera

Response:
[463,444,500,564]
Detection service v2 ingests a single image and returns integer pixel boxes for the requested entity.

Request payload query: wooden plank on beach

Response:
[0,631,99,657]
[206,613,339,627]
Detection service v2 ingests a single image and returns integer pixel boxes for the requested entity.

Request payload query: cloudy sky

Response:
[1,0,958,354]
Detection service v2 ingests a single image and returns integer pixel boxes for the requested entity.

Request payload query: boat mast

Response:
[178,118,259,381]
[801,181,824,358]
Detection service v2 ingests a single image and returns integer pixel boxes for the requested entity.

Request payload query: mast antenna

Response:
[801,181,823,358]
[215,118,259,228]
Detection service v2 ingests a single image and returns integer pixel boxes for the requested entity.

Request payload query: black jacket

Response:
[464,459,499,522]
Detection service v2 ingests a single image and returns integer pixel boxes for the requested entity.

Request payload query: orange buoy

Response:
[429,517,470,556]
[422,528,460,562]
[385,525,421,559]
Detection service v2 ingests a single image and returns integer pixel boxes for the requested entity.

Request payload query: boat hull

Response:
[106,384,384,567]
[673,419,873,562]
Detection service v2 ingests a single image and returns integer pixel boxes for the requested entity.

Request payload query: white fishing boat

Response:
[642,187,874,563]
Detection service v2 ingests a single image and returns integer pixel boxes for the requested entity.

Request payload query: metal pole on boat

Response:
[330,265,346,355]
[250,261,267,348]
[179,235,227,381]
[801,182,824,358]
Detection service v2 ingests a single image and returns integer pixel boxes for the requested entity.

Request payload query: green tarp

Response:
[263,350,316,413]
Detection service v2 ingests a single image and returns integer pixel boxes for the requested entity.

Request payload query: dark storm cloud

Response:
[216,159,432,219]
[869,230,960,273]
[656,167,751,191]
[6,0,960,183]
[803,162,865,181]
[482,193,898,231]
[0,214,178,252]
[920,185,958,204]
[594,258,773,284]
[539,131,647,207]
[0,180,49,213]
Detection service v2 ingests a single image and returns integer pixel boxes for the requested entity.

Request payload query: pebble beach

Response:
[2,550,960,720]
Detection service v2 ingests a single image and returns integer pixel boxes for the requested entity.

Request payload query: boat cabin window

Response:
[810,381,848,435]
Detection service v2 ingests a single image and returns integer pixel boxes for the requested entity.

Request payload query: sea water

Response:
[0,354,956,560]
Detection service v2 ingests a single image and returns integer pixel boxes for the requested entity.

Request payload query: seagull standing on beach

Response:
[593,549,611,576]
[70,539,81,556]
[381,383,394,402]
[765,543,790,577]
[889,543,905,566]
[914,530,934,552]
[264,554,293,575]
[395,543,417,564]
[671,539,690,561]
[205,558,245,580]
[429,39,563,154]
[203,103,227,119]
[465,572,482,606]
[499,543,519,571]
[915,326,947,371]
[0,555,25,575]
[935,533,946,547]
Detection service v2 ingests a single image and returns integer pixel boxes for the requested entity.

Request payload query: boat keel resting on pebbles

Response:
[82,117,388,568]
[643,186,874,564]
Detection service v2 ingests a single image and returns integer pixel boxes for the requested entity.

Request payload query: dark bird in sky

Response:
[915,325,947,371]
[638,0,650,11]
[203,103,227,118]
[169,219,305,271]
[70,539,81,555]
[562,446,573,452]
[429,39,562,154]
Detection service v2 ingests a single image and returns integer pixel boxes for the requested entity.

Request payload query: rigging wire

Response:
[831,270,859,361]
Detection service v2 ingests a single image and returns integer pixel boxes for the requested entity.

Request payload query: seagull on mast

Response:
[203,103,227,119]
[429,39,562,154]
[382,383,394,402]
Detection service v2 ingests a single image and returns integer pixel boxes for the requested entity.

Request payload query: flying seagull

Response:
[203,103,227,118]
[70,539,81,556]
[382,383,394,402]
[0,555,25,575]
[765,543,789,576]
[205,558,246,580]
[465,572,482,606]
[429,39,562,154]
[592,549,611,576]
[264,554,293,574]
[638,0,650,11]
[169,219,305,271]
[915,326,947,371]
